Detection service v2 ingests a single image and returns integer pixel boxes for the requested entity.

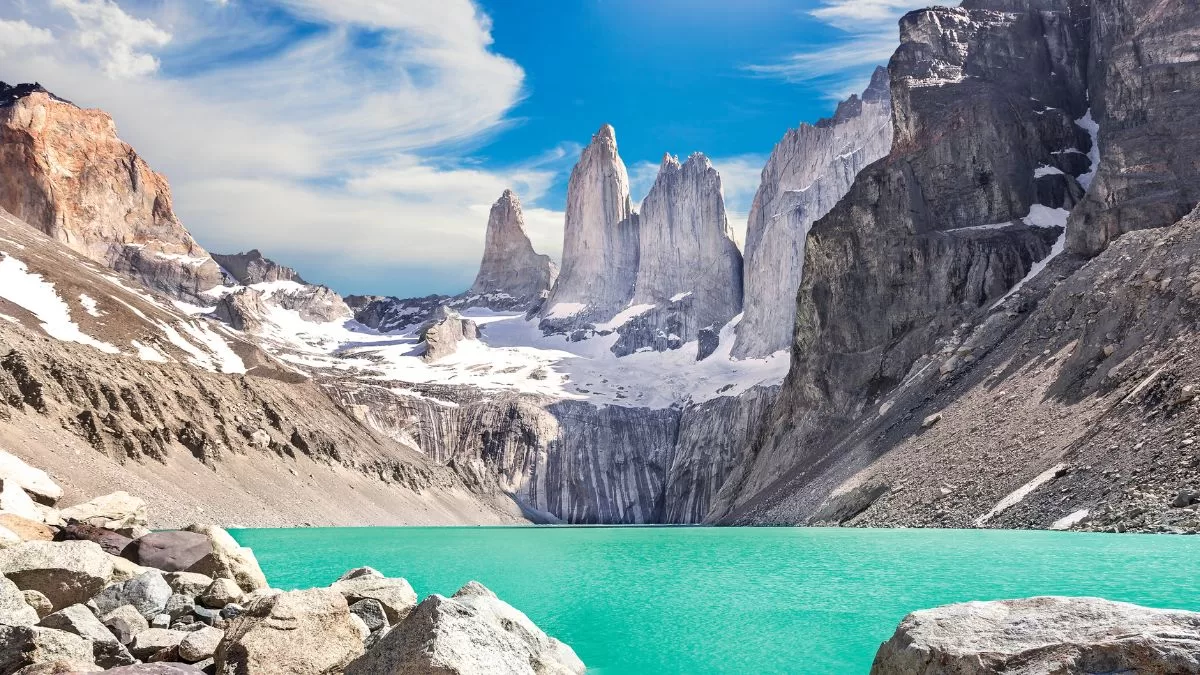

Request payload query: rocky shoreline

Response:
[0,452,584,674]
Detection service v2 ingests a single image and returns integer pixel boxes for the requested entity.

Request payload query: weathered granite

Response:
[466,190,558,311]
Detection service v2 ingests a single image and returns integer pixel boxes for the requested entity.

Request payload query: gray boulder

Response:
[197,578,242,609]
[38,603,135,668]
[871,596,1200,674]
[0,540,113,612]
[330,575,417,624]
[181,525,267,593]
[129,628,188,659]
[214,588,363,674]
[177,626,223,663]
[0,577,38,626]
[0,624,96,674]
[20,590,51,619]
[124,531,213,573]
[103,665,206,674]
[94,570,173,619]
[346,581,584,675]
[101,604,149,645]
[163,572,214,598]
[348,599,387,633]
[59,491,148,536]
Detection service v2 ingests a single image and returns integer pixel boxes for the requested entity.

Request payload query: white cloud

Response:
[0,19,54,54]
[745,0,928,95]
[0,0,572,295]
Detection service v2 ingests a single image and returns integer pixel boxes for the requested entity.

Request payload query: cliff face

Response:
[0,84,223,301]
[732,68,894,359]
[212,250,306,285]
[541,125,639,325]
[466,190,558,310]
[612,153,744,359]
[715,0,1094,517]
[1066,0,1200,255]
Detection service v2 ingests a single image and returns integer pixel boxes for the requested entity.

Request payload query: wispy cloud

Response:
[0,0,571,295]
[745,0,929,97]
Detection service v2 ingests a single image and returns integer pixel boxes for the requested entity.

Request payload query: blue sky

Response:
[0,0,924,298]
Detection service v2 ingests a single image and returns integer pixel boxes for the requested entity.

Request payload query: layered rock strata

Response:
[210,250,305,286]
[732,67,894,359]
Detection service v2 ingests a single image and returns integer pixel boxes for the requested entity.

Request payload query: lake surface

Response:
[231,526,1200,674]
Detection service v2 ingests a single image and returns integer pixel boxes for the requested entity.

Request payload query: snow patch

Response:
[0,255,119,354]
[975,463,1066,525]
[79,294,103,317]
[1034,165,1063,177]
[1075,109,1101,190]
[131,340,168,363]
[1050,508,1089,530]
[991,207,1069,308]
[544,302,586,320]
[669,291,692,303]
[594,303,655,331]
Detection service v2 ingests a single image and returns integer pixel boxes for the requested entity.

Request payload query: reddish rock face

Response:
[0,86,223,300]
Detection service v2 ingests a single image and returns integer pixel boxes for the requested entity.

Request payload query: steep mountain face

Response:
[0,207,518,527]
[540,125,639,325]
[212,249,306,285]
[0,83,223,302]
[713,0,1200,532]
[732,68,894,359]
[614,153,743,359]
[466,190,558,310]
[1067,0,1200,255]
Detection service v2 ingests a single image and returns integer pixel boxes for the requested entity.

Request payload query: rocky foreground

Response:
[0,453,584,675]
[872,597,1200,674]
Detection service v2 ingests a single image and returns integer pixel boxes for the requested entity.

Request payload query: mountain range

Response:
[0,0,1198,535]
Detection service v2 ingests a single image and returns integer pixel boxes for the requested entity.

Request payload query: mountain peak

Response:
[592,123,617,144]
[0,81,71,108]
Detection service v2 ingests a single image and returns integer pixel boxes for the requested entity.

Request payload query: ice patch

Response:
[0,255,119,354]
[545,302,586,320]
[991,207,1069,307]
[669,291,692,303]
[1034,165,1063,177]
[1075,109,1101,190]
[975,463,1066,525]
[131,340,168,362]
[1050,508,1089,530]
[594,303,655,332]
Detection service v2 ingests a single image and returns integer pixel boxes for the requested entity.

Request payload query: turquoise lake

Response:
[230,527,1200,674]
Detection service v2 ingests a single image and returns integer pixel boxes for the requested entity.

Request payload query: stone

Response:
[103,665,206,674]
[108,554,151,584]
[0,576,39,626]
[330,575,417,624]
[0,625,96,674]
[129,628,188,660]
[348,599,387,632]
[162,572,214,598]
[348,613,369,641]
[0,87,224,301]
[177,626,223,663]
[125,530,214,572]
[191,607,219,627]
[921,413,943,429]
[181,525,267,593]
[0,541,114,612]
[0,479,45,522]
[101,605,149,645]
[733,67,893,359]
[346,581,585,675]
[38,603,136,668]
[163,595,195,621]
[0,525,20,548]
[1173,490,1198,508]
[870,596,1200,674]
[336,567,382,582]
[418,307,480,363]
[151,614,171,629]
[0,451,62,505]
[0,515,53,542]
[54,522,132,557]
[21,590,51,619]
[210,250,305,286]
[94,570,173,619]
[60,492,148,536]
[466,190,557,310]
[218,604,243,620]
[197,579,242,609]
[214,588,364,675]
[541,124,639,325]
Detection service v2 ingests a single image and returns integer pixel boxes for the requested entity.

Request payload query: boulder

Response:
[0,625,96,674]
[38,603,136,668]
[55,523,132,557]
[348,598,387,633]
[331,575,417,624]
[103,665,206,674]
[345,581,585,675]
[101,605,149,645]
[21,590,51,619]
[0,515,53,542]
[181,525,267,593]
[129,628,188,660]
[870,596,1200,674]
[108,555,151,584]
[214,588,363,674]
[0,576,38,626]
[124,531,213,573]
[163,594,195,621]
[348,613,369,641]
[0,525,20,548]
[177,626,223,663]
[94,570,172,619]
[162,572,214,598]
[337,567,382,582]
[60,492,148,536]
[197,578,242,609]
[0,479,45,523]
[0,451,62,505]
[0,541,113,612]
